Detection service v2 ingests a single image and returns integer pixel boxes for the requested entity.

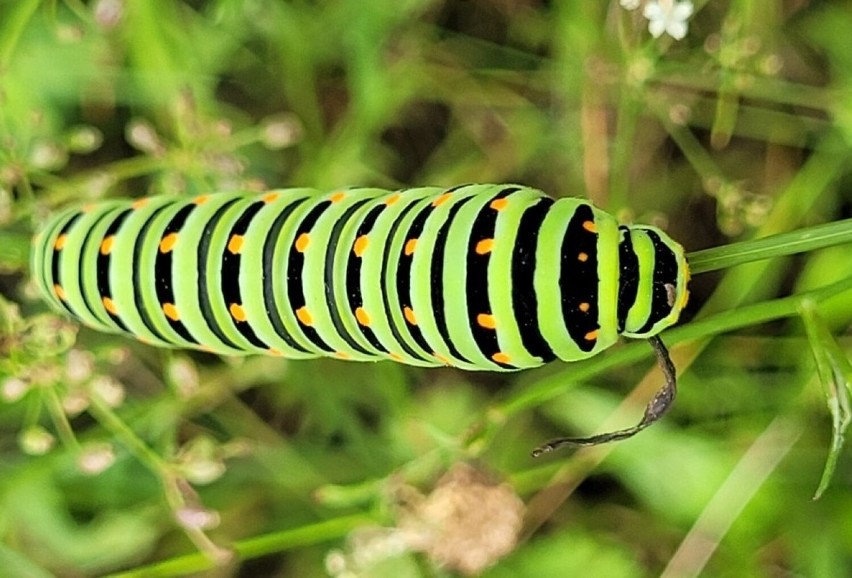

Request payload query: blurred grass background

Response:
[1,0,852,576]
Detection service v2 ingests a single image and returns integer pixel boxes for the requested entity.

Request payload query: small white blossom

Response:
[29,141,68,171]
[125,119,164,154]
[1,377,29,403]
[643,0,694,40]
[176,506,220,530]
[261,114,303,149]
[93,0,125,29]
[167,356,199,399]
[180,457,226,485]
[325,549,348,576]
[77,442,116,475]
[62,388,90,416]
[620,0,641,10]
[19,426,55,455]
[66,349,95,383]
[90,376,126,407]
[177,436,227,485]
[82,172,116,198]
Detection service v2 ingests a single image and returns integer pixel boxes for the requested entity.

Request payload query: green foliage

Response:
[1,0,851,576]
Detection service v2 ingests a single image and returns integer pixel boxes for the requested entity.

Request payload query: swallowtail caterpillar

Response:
[32,184,690,454]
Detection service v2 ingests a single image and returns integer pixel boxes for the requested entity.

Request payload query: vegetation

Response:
[1,0,851,576]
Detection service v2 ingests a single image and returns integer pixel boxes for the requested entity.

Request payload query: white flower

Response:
[620,0,641,10]
[175,506,221,530]
[90,375,126,407]
[66,349,94,383]
[643,0,694,40]
[1,377,29,403]
[19,426,55,455]
[62,387,90,416]
[167,356,199,399]
[77,442,116,475]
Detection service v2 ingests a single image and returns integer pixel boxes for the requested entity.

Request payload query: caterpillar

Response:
[31,184,690,451]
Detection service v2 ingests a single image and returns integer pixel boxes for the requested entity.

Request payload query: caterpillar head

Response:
[617,225,690,339]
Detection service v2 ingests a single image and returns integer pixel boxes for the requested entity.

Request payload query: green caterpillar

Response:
[31,184,690,450]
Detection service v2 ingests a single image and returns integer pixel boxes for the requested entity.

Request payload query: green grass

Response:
[1,0,852,576]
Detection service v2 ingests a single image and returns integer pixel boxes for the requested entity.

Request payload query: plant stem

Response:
[688,218,852,275]
[102,514,372,578]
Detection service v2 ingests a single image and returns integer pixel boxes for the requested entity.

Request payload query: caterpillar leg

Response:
[531,336,677,457]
